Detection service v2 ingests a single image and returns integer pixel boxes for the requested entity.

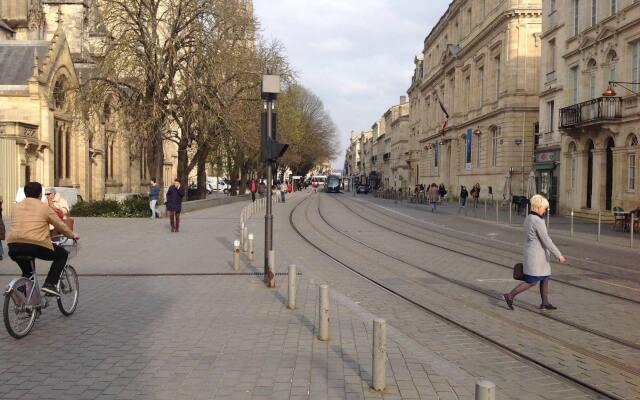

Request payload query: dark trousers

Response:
[168,211,181,231]
[251,192,256,202]
[8,243,68,285]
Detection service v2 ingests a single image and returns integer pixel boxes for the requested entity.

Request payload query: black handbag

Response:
[513,263,525,281]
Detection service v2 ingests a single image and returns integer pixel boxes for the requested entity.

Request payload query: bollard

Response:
[509,201,512,225]
[287,264,297,310]
[248,234,254,261]
[268,250,276,287]
[495,201,499,224]
[597,211,602,242]
[571,209,574,238]
[318,285,329,341]
[631,214,635,249]
[475,380,496,400]
[233,240,241,271]
[240,223,245,248]
[372,319,387,391]
[243,226,249,252]
[484,200,487,219]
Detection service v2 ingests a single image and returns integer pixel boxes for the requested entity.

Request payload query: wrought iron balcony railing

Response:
[559,97,622,129]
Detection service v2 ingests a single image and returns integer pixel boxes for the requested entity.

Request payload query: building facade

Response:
[407,0,542,201]
[542,0,640,216]
[0,0,178,216]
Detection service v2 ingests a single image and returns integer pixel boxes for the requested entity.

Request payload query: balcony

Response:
[559,97,622,129]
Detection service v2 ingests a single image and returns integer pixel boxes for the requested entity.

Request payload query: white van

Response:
[206,177,230,193]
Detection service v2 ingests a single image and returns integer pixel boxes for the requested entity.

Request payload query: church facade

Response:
[0,0,178,216]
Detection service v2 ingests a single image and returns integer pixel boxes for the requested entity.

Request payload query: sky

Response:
[253,0,451,170]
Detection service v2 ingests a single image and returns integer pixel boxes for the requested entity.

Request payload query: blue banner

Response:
[466,128,473,165]
[434,141,439,167]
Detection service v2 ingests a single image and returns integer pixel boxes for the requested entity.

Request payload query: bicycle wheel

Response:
[57,265,79,316]
[3,281,37,339]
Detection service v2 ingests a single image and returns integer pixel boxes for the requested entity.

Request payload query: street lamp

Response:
[261,73,288,287]
[603,81,640,97]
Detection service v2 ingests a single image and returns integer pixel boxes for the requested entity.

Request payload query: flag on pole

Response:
[435,93,449,136]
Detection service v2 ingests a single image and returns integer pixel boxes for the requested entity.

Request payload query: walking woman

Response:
[503,195,566,310]
[166,179,186,232]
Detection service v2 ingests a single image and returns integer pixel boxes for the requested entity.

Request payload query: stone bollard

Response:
[243,226,249,252]
[372,319,386,391]
[240,223,245,248]
[267,250,276,288]
[287,264,297,310]
[318,285,329,341]
[475,380,496,400]
[248,234,254,261]
[233,240,240,271]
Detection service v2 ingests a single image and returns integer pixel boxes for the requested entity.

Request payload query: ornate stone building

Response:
[0,0,178,216]
[407,0,542,200]
[542,0,640,217]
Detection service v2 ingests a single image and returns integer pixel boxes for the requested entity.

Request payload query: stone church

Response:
[0,0,177,216]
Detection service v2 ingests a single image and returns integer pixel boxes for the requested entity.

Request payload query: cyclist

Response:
[6,182,79,297]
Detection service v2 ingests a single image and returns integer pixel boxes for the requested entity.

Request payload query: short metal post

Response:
[287,264,297,310]
[484,200,487,219]
[597,211,602,242]
[495,201,499,224]
[248,234,254,261]
[243,226,249,252]
[526,203,529,215]
[509,201,512,225]
[631,214,635,249]
[475,380,496,400]
[268,249,276,288]
[372,318,386,391]
[233,240,240,271]
[570,209,574,238]
[318,284,329,341]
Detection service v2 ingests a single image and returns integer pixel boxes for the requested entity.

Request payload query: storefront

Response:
[534,149,560,214]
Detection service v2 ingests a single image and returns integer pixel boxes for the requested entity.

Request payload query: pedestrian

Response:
[429,183,439,213]
[503,194,566,311]
[149,178,160,219]
[471,183,481,208]
[459,185,468,211]
[0,195,5,260]
[258,180,266,198]
[287,182,293,193]
[166,178,185,233]
[280,182,287,202]
[438,184,447,202]
[250,179,257,202]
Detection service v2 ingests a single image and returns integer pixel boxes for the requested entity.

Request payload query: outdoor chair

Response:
[612,206,626,232]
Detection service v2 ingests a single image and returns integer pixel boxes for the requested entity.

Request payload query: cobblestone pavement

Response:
[0,195,479,400]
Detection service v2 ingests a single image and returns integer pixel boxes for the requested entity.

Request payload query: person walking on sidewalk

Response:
[503,194,566,311]
[149,178,161,219]
[458,186,469,212]
[250,179,257,202]
[280,182,287,202]
[438,184,447,202]
[429,183,440,213]
[471,183,480,208]
[166,179,185,233]
[0,195,5,260]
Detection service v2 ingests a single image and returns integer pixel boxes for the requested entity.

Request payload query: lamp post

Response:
[261,74,288,286]
[603,81,640,97]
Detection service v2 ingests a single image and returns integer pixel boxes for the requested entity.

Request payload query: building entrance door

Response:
[586,141,594,209]
[606,138,614,211]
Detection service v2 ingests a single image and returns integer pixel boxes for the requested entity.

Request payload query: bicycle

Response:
[3,236,79,339]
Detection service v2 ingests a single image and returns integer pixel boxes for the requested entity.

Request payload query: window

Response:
[550,0,556,13]
[611,0,617,15]
[574,0,580,36]
[609,51,618,83]
[495,56,501,99]
[570,143,577,190]
[548,39,556,74]
[632,42,640,93]
[477,133,482,167]
[468,8,472,35]
[478,67,485,105]
[630,154,637,191]
[588,60,597,99]
[491,127,499,167]
[571,66,579,103]
[547,101,555,133]
[465,76,471,111]
[591,0,597,27]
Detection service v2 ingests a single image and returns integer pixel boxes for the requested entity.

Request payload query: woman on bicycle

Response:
[6,182,79,297]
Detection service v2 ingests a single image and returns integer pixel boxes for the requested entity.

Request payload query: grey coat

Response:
[523,213,561,276]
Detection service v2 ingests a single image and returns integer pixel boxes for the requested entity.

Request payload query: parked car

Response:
[356,184,370,194]
[15,186,82,208]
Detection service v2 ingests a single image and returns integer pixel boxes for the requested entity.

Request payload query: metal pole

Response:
[597,211,602,242]
[288,264,297,310]
[631,214,635,249]
[546,209,550,229]
[318,284,329,341]
[495,200,499,224]
[233,240,240,271]
[571,209,574,238]
[475,380,496,400]
[268,250,276,288]
[264,98,274,284]
[484,199,487,219]
[509,201,512,225]
[248,234,254,261]
[372,319,386,391]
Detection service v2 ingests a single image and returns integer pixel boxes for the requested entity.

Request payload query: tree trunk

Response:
[196,146,208,200]
[147,132,165,201]
[177,142,190,200]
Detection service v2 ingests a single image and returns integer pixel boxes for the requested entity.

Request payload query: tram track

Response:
[289,194,635,400]
[336,195,640,305]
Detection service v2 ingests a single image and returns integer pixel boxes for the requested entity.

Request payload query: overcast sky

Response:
[253,0,451,169]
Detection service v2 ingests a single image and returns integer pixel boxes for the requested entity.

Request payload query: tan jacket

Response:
[7,198,73,250]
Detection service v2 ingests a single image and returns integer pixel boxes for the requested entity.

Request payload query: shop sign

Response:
[536,151,558,163]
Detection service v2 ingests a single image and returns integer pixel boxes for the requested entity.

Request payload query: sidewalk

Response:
[0,195,474,400]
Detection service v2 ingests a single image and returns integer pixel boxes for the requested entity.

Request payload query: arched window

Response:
[587,59,597,100]
[607,50,618,83]
[53,76,68,110]
[628,134,638,191]
[569,142,577,190]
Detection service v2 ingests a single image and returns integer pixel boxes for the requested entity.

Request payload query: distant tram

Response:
[325,175,341,193]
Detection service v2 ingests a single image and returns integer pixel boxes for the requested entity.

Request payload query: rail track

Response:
[289,194,637,400]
